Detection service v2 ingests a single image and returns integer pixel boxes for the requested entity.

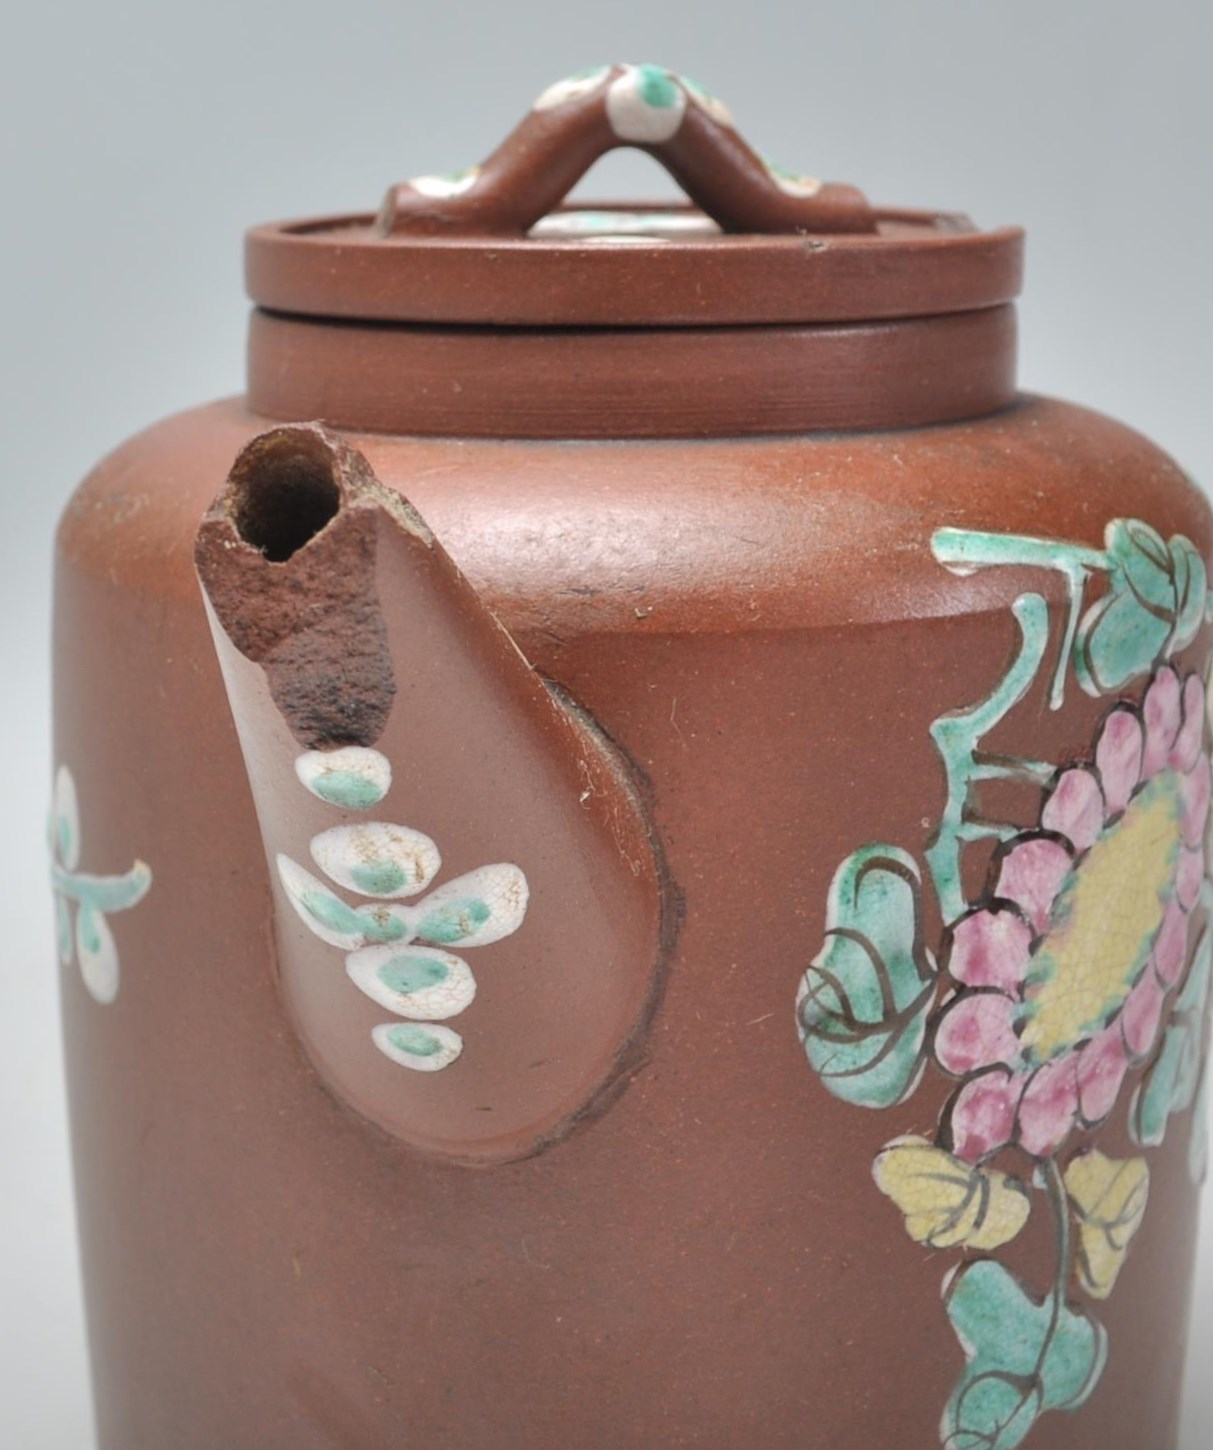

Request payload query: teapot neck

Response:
[245,306,1018,439]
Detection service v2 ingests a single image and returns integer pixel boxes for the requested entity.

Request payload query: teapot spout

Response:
[195,425,666,1163]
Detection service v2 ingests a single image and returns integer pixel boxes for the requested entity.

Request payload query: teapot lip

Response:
[245,203,1025,329]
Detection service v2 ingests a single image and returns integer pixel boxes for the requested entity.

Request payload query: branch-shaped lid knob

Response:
[378,63,876,238]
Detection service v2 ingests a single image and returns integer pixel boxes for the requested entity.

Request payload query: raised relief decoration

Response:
[49,765,152,1004]
[797,518,1213,1450]
[281,746,528,1073]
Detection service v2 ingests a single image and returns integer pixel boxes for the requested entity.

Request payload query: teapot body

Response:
[54,391,1211,1449]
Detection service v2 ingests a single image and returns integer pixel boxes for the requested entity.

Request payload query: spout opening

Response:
[228,433,342,562]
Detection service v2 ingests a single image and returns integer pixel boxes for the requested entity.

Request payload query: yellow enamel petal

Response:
[1064,1150,1151,1300]
[962,1170,1033,1251]
[873,1136,1031,1252]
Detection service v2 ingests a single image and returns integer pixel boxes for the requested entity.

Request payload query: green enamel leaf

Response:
[1130,921,1212,1148]
[944,1260,1107,1450]
[1075,589,1170,694]
[945,1377,1040,1450]
[797,845,936,1109]
[1132,1030,1189,1147]
[1169,535,1208,650]
[1076,520,1207,692]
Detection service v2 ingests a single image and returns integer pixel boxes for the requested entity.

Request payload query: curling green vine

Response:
[796,513,1213,1450]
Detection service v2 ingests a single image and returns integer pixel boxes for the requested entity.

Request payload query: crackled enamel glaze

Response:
[797,517,1213,1450]
[295,745,391,809]
[531,63,737,144]
[604,64,687,143]
[532,65,612,112]
[278,748,528,1073]
[48,765,152,1004]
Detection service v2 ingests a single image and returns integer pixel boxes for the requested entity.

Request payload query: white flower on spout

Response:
[280,747,529,1072]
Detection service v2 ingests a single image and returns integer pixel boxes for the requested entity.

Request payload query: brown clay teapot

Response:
[52,63,1211,1449]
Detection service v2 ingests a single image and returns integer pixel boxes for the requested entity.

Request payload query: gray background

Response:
[2,1,1210,1444]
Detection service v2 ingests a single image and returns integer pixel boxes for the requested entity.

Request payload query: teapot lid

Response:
[246,63,1023,329]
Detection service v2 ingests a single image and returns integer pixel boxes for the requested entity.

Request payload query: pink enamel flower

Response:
[937,665,1211,1163]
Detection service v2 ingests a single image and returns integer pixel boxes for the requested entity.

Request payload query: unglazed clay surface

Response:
[382,62,862,241]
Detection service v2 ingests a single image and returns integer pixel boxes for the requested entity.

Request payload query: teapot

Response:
[52,63,1211,1449]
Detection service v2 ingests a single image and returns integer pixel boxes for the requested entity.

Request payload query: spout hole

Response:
[229,438,342,562]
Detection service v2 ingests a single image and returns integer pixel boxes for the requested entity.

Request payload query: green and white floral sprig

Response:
[49,766,152,1004]
[279,746,529,1073]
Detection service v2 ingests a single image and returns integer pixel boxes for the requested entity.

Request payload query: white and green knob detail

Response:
[533,65,612,111]
[406,167,481,200]
[605,64,687,143]
[531,64,736,144]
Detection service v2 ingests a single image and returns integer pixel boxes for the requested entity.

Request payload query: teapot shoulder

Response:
[57,398,269,601]
[361,394,1212,644]
[56,394,1210,639]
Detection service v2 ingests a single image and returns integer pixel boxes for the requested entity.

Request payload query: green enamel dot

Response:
[418,897,491,943]
[387,1024,444,1058]
[350,860,410,895]
[311,771,388,810]
[635,64,679,108]
[378,954,450,996]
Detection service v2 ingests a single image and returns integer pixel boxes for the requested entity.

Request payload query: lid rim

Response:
[246,208,1025,329]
